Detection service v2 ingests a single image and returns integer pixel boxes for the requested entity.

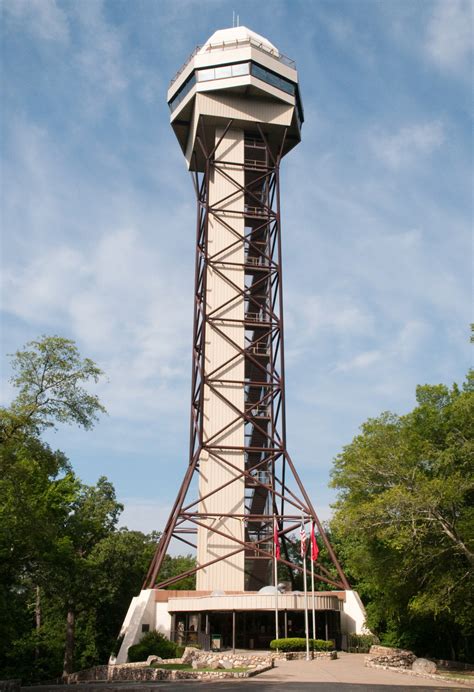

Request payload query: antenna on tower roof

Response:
[232,10,235,28]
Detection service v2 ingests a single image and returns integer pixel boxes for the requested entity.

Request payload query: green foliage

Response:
[158,553,196,590]
[128,630,178,662]
[312,639,335,651]
[331,371,474,662]
[270,637,308,651]
[270,637,334,652]
[2,335,106,442]
[347,633,379,653]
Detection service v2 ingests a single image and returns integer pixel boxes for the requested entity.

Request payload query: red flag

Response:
[300,519,307,558]
[273,516,280,559]
[310,522,319,562]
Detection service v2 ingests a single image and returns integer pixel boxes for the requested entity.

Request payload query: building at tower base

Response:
[115,26,367,664]
[114,588,367,664]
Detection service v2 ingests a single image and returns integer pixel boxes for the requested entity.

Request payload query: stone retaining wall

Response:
[365,662,471,686]
[67,664,271,683]
[65,651,272,684]
[366,645,416,669]
[184,650,272,669]
[273,651,337,661]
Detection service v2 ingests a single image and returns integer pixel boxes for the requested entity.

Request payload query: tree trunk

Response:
[34,585,41,663]
[62,608,75,678]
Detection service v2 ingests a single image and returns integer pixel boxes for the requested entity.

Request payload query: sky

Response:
[1,0,472,543]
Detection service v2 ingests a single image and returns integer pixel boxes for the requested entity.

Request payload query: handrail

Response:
[170,37,296,88]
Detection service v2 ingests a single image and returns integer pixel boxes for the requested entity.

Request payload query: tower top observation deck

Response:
[168,25,303,171]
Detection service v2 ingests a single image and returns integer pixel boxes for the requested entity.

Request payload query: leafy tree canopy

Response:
[1,335,106,443]
[330,371,474,661]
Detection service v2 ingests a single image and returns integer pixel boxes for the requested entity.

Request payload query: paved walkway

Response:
[232,653,471,689]
[23,654,472,691]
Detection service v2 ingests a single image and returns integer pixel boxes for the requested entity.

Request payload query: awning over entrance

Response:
[165,592,343,613]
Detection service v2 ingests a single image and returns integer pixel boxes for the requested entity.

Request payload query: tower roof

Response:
[199,26,279,56]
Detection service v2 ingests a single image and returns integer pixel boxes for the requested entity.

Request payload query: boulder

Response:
[181,646,198,664]
[209,660,221,670]
[146,655,162,665]
[412,658,437,674]
[221,660,233,669]
[191,660,200,669]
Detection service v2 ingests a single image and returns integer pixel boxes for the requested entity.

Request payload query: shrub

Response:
[128,631,177,662]
[347,633,379,653]
[270,637,336,652]
[312,639,335,651]
[270,638,307,652]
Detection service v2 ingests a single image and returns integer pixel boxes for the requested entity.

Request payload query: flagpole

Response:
[311,551,316,640]
[273,515,279,642]
[303,543,310,660]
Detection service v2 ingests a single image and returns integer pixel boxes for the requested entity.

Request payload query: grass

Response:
[150,662,249,672]
[436,671,474,681]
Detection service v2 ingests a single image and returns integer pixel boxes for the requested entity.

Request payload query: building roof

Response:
[199,26,279,56]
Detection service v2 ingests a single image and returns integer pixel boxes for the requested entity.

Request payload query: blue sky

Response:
[1,0,472,540]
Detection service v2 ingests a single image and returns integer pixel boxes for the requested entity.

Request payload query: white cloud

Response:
[369,121,445,169]
[333,320,429,374]
[2,226,190,419]
[73,1,128,95]
[3,0,70,43]
[425,0,473,72]
[335,349,382,373]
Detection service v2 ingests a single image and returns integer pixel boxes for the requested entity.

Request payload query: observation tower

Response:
[116,26,366,661]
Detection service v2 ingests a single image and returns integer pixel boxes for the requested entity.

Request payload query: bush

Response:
[270,638,307,652]
[128,631,177,662]
[270,637,335,652]
[347,633,379,653]
[312,639,335,651]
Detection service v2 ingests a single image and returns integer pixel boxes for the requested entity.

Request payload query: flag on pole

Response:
[310,521,319,562]
[273,516,280,559]
[300,518,307,557]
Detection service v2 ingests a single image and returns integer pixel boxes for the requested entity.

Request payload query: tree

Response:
[1,335,106,443]
[330,371,474,661]
[0,335,109,679]
[50,477,123,677]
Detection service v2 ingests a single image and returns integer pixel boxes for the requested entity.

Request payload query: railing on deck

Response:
[170,37,295,87]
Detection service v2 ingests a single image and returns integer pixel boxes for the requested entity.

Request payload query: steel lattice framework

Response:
[144,120,350,592]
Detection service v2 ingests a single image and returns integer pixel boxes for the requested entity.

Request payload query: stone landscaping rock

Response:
[221,660,233,669]
[191,660,200,669]
[412,658,437,674]
[146,655,161,665]
[181,646,198,664]
[366,645,416,669]
[209,660,222,670]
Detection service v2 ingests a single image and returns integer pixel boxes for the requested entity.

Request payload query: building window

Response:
[168,73,197,111]
[141,624,150,633]
[250,63,295,96]
[196,62,250,83]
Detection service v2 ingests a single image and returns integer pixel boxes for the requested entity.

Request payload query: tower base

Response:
[114,588,368,663]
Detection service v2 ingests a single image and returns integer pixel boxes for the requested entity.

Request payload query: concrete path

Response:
[23,654,472,691]
[230,653,472,689]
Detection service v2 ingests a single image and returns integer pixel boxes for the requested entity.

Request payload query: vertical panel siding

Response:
[197,127,245,590]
